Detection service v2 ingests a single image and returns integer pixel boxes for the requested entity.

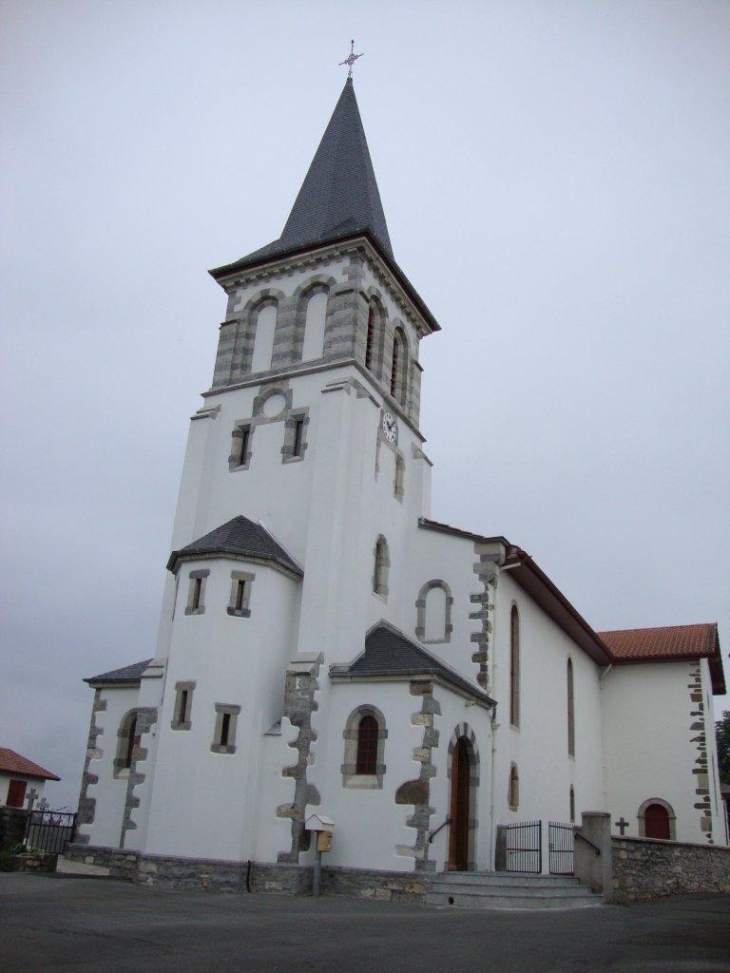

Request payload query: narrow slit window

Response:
[228,571,254,617]
[220,713,231,747]
[211,704,240,754]
[172,682,195,730]
[567,658,575,757]
[292,417,305,457]
[510,606,520,728]
[185,571,208,615]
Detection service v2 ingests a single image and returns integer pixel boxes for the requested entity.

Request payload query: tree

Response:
[716,710,730,785]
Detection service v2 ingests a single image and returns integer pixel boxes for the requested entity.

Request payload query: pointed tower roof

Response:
[233,79,392,265]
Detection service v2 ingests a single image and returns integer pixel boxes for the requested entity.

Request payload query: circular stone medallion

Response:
[262,393,287,418]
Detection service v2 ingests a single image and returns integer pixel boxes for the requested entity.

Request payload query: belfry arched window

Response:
[250,301,278,373]
[365,306,376,371]
[301,287,328,362]
[390,327,409,406]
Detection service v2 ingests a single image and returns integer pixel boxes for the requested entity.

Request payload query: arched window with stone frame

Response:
[390,326,409,407]
[373,535,390,598]
[342,705,387,788]
[250,299,279,374]
[415,580,453,644]
[300,285,329,362]
[114,709,141,777]
[508,763,520,811]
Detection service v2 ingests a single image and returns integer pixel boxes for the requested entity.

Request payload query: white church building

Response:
[75,79,727,887]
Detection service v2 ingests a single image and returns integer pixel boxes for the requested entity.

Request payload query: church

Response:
[74,77,727,888]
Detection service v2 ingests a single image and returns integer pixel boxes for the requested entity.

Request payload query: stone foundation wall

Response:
[612,836,730,903]
[0,807,29,851]
[321,866,432,903]
[61,846,432,902]
[65,843,140,881]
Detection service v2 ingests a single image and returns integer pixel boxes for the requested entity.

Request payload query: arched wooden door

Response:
[448,737,471,870]
[644,803,671,839]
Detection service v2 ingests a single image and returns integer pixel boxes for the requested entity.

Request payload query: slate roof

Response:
[167,516,302,577]
[84,659,152,686]
[330,622,494,705]
[244,78,391,264]
[599,623,725,694]
[0,747,60,781]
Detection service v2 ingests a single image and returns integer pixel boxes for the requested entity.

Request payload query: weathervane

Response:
[339,39,363,78]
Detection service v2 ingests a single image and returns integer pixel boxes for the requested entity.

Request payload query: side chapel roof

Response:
[167,516,302,578]
[330,622,495,706]
[84,659,152,686]
[0,747,60,781]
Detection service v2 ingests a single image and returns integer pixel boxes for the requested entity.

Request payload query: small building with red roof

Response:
[0,748,60,809]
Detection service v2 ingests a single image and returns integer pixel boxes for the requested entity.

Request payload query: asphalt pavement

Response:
[2,872,729,973]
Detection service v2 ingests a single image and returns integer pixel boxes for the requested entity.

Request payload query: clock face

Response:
[381,411,397,444]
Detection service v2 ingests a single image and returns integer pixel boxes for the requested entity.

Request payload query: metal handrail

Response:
[428,816,452,844]
[574,831,601,856]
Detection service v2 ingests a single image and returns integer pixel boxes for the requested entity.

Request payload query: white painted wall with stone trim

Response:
[490,571,606,848]
[143,558,300,861]
[602,659,725,845]
[79,685,139,848]
[76,229,728,878]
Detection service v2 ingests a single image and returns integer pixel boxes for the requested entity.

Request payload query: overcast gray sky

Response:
[2,1,728,809]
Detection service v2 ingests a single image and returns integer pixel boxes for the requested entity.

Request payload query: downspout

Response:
[489,702,500,871]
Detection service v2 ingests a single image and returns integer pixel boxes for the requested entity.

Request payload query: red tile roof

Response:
[0,748,60,781]
[599,623,718,660]
[598,623,725,694]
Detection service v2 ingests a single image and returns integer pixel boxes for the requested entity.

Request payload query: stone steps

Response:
[426,871,602,911]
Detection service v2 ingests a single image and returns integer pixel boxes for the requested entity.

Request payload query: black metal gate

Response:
[499,820,542,874]
[548,821,574,875]
[25,810,77,855]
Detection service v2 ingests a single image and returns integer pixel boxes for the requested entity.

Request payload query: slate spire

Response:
[278,78,392,256]
[247,79,392,263]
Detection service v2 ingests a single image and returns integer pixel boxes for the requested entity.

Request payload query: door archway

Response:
[447,725,479,871]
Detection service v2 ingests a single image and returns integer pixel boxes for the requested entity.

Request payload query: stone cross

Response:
[25,787,38,812]
[37,797,50,813]
[614,816,629,835]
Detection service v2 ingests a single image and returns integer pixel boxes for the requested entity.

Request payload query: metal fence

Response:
[498,820,542,873]
[548,821,575,875]
[25,810,77,855]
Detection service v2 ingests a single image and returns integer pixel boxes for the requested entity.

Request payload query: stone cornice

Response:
[211,234,440,339]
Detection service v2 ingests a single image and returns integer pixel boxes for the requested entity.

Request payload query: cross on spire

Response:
[339,39,363,78]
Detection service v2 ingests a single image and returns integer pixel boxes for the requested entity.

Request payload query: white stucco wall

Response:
[602,658,726,844]
[143,556,300,861]
[80,685,140,848]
